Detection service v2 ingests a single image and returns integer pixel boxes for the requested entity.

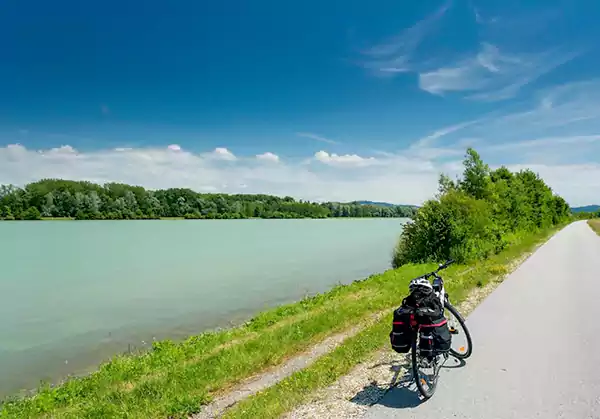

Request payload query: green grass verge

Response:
[0,267,426,418]
[588,219,600,236]
[222,223,567,419]
[0,224,567,419]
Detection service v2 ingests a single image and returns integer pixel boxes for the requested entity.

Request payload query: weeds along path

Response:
[193,310,389,419]
[588,218,600,235]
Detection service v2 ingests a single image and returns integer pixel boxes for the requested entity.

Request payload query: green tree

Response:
[393,148,570,267]
[1,205,14,220]
[41,192,57,217]
[22,207,41,220]
[460,148,490,200]
[437,173,457,197]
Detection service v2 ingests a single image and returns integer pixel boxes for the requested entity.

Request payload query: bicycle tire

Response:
[444,301,473,359]
[411,333,439,400]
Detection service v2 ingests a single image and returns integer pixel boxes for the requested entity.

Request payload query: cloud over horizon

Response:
[1,141,599,207]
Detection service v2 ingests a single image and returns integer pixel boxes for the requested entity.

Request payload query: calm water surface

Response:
[0,218,406,396]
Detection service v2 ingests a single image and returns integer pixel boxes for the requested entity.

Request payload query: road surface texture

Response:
[365,221,600,419]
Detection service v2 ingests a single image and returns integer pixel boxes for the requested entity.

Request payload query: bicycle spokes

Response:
[416,361,437,390]
[413,351,443,399]
[445,309,468,356]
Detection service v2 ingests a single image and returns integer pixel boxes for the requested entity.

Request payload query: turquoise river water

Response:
[0,218,406,396]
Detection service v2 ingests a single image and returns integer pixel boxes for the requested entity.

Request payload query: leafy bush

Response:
[22,207,42,220]
[393,148,571,267]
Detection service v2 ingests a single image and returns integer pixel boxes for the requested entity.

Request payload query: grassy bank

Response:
[588,219,600,235]
[0,223,567,419]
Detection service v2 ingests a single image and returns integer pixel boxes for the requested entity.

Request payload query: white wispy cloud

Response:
[359,3,583,103]
[313,150,378,167]
[418,43,579,101]
[202,147,237,161]
[468,0,498,25]
[487,135,600,152]
[412,119,483,149]
[469,79,600,145]
[404,80,600,160]
[256,152,280,163]
[364,73,600,204]
[296,132,342,145]
[360,2,450,75]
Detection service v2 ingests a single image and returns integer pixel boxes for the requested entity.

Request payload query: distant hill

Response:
[354,200,417,208]
[572,205,600,213]
[354,200,395,207]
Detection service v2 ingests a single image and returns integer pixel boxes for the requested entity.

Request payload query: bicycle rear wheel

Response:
[411,334,441,400]
[444,301,473,359]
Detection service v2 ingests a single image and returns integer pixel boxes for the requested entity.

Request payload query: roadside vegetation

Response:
[393,148,571,267]
[575,210,600,220]
[575,205,599,235]
[0,181,416,221]
[588,218,600,235]
[0,148,574,418]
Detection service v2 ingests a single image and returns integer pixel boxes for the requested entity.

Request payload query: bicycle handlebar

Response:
[423,259,455,278]
[435,258,455,272]
[411,259,456,283]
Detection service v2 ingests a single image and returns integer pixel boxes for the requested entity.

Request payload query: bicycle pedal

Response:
[449,328,459,334]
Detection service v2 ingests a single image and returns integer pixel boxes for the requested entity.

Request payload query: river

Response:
[0,218,406,397]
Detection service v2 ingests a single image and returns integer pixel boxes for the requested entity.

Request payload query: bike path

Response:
[365,221,600,419]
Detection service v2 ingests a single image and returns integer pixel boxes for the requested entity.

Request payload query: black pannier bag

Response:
[416,307,452,357]
[390,305,413,353]
[391,283,451,355]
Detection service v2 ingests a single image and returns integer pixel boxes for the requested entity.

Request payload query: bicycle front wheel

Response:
[444,301,473,359]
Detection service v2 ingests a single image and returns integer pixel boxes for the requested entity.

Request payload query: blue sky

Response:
[1,0,600,205]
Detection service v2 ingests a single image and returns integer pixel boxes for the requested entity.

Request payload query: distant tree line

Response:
[393,148,573,267]
[572,210,600,220]
[0,179,417,221]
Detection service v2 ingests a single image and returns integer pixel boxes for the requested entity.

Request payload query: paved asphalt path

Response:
[365,221,600,419]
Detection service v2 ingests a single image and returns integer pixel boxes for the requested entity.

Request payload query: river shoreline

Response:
[0,216,412,221]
